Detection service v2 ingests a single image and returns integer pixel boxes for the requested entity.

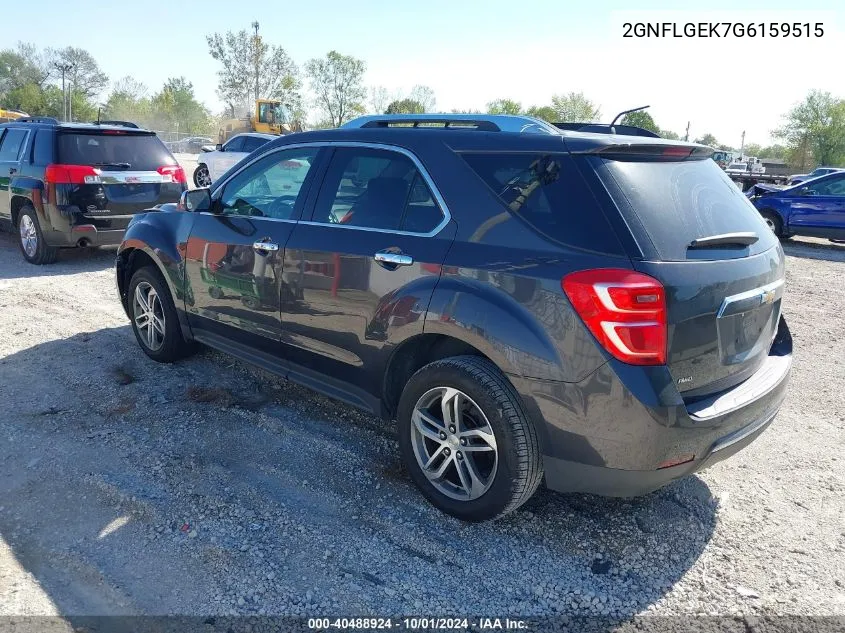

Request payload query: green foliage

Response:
[305,51,366,127]
[620,110,658,133]
[408,85,436,112]
[659,129,681,140]
[774,90,845,168]
[207,27,300,114]
[551,92,600,122]
[385,98,425,114]
[525,105,557,122]
[487,98,522,115]
[50,46,108,98]
[693,133,719,147]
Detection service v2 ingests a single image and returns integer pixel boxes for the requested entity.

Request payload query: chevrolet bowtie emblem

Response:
[761,289,777,305]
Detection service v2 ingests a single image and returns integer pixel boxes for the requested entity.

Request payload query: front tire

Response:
[128,266,193,363]
[193,164,212,188]
[397,356,543,521]
[17,206,58,265]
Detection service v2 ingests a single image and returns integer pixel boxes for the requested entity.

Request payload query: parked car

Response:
[172,136,214,154]
[116,114,793,521]
[193,132,275,187]
[748,170,845,240]
[787,166,843,186]
[0,117,185,264]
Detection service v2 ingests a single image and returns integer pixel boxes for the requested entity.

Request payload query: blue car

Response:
[748,170,845,240]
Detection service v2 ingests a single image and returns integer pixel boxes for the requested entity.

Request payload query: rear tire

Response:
[193,164,211,188]
[397,356,543,521]
[17,206,58,265]
[128,266,194,363]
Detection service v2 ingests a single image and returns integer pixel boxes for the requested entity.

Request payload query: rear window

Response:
[58,132,174,171]
[592,157,778,261]
[460,152,624,254]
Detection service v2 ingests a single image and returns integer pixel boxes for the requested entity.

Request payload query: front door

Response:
[280,145,454,402]
[183,146,323,349]
[789,172,845,238]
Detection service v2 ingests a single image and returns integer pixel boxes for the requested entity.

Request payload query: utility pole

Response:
[54,61,73,121]
[252,21,260,103]
[684,121,690,142]
[740,130,746,156]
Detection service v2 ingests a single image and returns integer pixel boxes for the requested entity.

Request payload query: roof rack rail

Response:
[552,122,661,138]
[95,120,140,128]
[342,114,561,135]
[13,116,60,125]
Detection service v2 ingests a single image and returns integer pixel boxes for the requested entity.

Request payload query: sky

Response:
[2,0,843,146]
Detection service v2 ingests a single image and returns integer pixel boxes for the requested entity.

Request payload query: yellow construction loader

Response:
[0,108,29,123]
[218,99,301,143]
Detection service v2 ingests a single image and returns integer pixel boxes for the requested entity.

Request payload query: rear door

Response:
[184,145,323,349]
[587,153,784,397]
[279,144,454,400]
[55,129,184,232]
[0,127,29,218]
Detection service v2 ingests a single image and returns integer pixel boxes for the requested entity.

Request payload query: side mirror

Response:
[180,188,212,212]
[216,143,223,152]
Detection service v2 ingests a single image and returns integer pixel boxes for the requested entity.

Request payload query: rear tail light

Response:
[45,164,101,185]
[158,165,186,184]
[562,268,667,366]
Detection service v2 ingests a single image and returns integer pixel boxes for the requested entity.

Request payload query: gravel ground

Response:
[0,232,843,627]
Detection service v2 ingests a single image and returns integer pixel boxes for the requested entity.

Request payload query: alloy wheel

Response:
[19,215,38,258]
[195,166,212,187]
[132,282,166,351]
[764,217,777,233]
[410,387,498,501]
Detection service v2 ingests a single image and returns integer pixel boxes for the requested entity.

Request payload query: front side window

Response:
[223,136,244,153]
[241,136,269,153]
[806,173,845,196]
[218,148,318,219]
[0,129,27,162]
[310,147,444,233]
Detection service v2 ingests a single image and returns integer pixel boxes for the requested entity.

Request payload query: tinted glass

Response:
[806,173,845,196]
[223,136,244,153]
[461,152,623,254]
[57,132,173,170]
[32,130,55,164]
[241,136,269,153]
[593,156,778,261]
[0,129,27,161]
[219,148,318,219]
[312,147,443,232]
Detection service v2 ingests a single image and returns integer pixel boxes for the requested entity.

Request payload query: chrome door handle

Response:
[374,251,413,267]
[253,241,279,252]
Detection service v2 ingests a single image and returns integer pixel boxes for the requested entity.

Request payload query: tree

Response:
[305,51,366,127]
[659,128,680,140]
[49,47,108,99]
[408,85,436,112]
[774,91,845,168]
[150,77,211,134]
[207,27,300,116]
[694,133,719,147]
[551,92,600,122]
[369,85,390,114]
[487,98,522,115]
[526,105,557,122]
[385,98,424,114]
[620,110,658,133]
[103,77,151,124]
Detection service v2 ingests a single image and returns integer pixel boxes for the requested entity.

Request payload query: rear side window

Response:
[311,147,444,233]
[0,128,27,161]
[592,157,778,261]
[461,152,624,254]
[32,130,55,164]
[57,132,174,171]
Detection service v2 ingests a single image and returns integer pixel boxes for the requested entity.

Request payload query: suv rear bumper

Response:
[512,318,792,497]
[46,224,125,248]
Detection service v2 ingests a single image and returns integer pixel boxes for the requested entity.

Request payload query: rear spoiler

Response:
[577,143,713,161]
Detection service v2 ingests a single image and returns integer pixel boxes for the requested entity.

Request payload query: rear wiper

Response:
[93,162,131,169]
[688,232,759,249]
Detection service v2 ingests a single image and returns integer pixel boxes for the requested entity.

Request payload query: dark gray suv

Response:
[115,114,792,521]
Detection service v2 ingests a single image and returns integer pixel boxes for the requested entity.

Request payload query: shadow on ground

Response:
[781,237,845,263]
[0,326,718,623]
[0,232,117,280]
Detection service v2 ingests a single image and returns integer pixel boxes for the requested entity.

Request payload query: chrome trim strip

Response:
[716,278,785,319]
[208,141,451,237]
[341,113,562,136]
